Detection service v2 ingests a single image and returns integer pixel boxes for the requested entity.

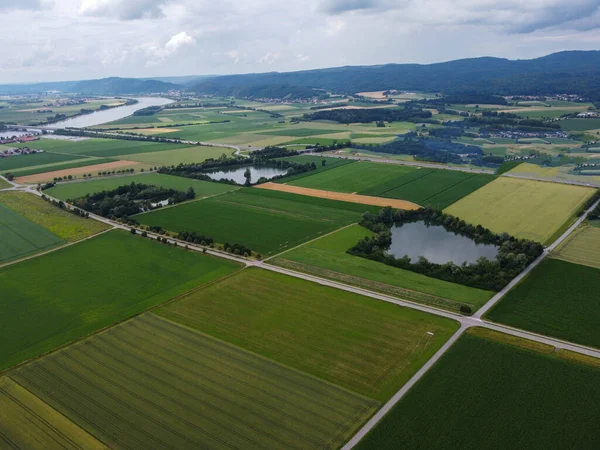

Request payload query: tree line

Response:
[349,206,543,293]
[302,106,432,124]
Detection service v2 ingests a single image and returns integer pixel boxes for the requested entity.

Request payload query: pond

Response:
[204,165,290,185]
[46,97,174,129]
[388,221,499,265]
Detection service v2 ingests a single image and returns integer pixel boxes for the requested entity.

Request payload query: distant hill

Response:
[0,77,182,95]
[191,81,322,100]
[193,51,600,100]
[72,77,181,95]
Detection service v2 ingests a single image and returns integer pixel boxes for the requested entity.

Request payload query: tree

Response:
[460,305,472,315]
[321,159,326,167]
[130,228,136,235]
[244,167,252,186]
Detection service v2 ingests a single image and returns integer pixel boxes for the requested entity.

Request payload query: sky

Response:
[2,0,600,83]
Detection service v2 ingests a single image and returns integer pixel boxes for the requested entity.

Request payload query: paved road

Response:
[341,325,469,450]
[504,172,600,188]
[10,184,600,449]
[474,197,600,319]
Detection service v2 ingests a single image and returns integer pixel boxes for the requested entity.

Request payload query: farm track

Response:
[5,184,600,449]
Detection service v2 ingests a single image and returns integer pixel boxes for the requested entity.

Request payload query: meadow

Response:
[0,178,11,189]
[0,377,107,449]
[138,188,376,255]
[46,173,238,200]
[0,191,109,242]
[288,161,494,209]
[0,202,63,264]
[156,268,459,401]
[486,258,600,348]
[355,328,600,450]
[552,223,600,269]
[9,314,376,450]
[270,225,494,312]
[445,177,594,243]
[558,118,600,131]
[0,230,240,371]
[274,155,354,183]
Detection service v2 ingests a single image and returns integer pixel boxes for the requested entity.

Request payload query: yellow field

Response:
[509,163,561,178]
[0,377,107,449]
[444,177,595,244]
[552,223,600,268]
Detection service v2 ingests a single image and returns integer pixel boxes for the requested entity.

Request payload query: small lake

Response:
[204,166,290,184]
[388,221,499,265]
[46,97,174,129]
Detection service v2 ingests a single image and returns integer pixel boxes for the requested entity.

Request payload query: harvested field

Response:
[445,177,595,244]
[10,314,377,450]
[357,91,387,99]
[135,127,182,134]
[0,377,107,449]
[552,223,600,269]
[16,160,142,184]
[256,182,421,209]
[156,268,459,401]
[355,328,600,450]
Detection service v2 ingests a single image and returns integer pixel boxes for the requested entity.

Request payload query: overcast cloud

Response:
[1,0,599,83]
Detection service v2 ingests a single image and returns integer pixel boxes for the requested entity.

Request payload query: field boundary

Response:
[255,182,421,210]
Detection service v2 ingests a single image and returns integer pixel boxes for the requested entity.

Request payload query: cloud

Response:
[259,52,280,64]
[320,0,381,14]
[165,31,195,51]
[78,0,169,20]
[326,17,345,35]
[0,0,43,10]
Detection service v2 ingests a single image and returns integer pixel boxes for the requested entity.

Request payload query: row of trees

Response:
[53,128,184,144]
[302,106,432,124]
[350,206,543,291]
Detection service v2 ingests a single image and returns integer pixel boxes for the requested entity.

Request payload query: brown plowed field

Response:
[256,182,421,210]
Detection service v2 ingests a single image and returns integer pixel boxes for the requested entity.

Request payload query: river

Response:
[46,97,174,129]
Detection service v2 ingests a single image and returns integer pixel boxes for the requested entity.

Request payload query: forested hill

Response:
[192,51,600,100]
[72,77,180,95]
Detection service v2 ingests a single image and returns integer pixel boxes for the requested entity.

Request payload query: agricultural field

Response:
[507,162,600,186]
[287,161,494,209]
[0,202,63,264]
[0,151,87,172]
[445,177,595,243]
[355,328,600,450]
[122,145,234,166]
[8,314,376,449]
[46,173,238,200]
[0,377,107,449]
[274,154,355,182]
[138,188,377,255]
[558,118,600,132]
[270,225,494,312]
[552,223,600,268]
[0,230,240,371]
[156,268,459,401]
[0,177,11,189]
[486,258,600,349]
[0,191,109,242]
[10,157,115,177]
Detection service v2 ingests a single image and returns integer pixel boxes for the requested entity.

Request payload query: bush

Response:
[460,305,473,315]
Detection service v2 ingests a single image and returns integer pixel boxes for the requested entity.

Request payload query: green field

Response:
[13,138,196,159]
[9,314,376,449]
[46,173,238,200]
[270,225,493,312]
[289,161,416,193]
[156,268,459,401]
[445,177,594,243]
[139,188,376,255]
[487,259,600,348]
[274,155,355,182]
[0,202,63,264]
[0,178,10,189]
[355,328,600,450]
[552,223,600,268]
[0,191,109,242]
[0,152,86,172]
[10,157,115,177]
[123,145,235,166]
[0,377,107,449]
[287,162,494,209]
[0,230,240,371]
[558,118,600,131]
